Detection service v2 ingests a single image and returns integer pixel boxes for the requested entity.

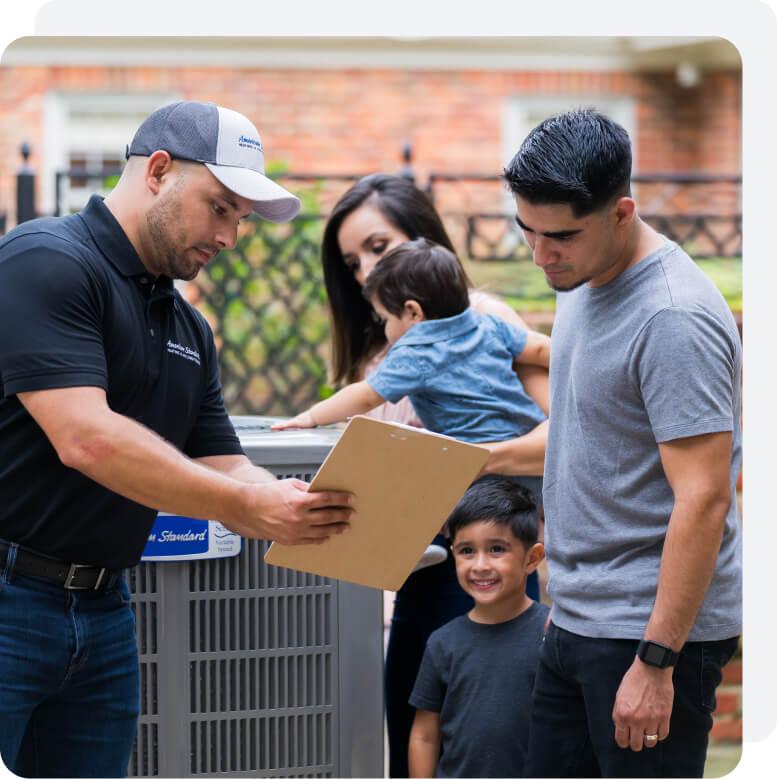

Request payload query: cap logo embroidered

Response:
[126,100,300,222]
[214,106,265,172]
[238,135,263,152]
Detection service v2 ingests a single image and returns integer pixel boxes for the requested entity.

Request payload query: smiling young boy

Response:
[407,476,548,778]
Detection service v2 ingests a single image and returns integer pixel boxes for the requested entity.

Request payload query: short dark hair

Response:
[321,174,459,384]
[446,475,540,548]
[361,237,470,320]
[503,108,632,217]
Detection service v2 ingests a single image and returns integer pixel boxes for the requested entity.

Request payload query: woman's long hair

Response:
[322,174,458,384]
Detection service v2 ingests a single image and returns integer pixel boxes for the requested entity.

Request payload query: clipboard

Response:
[264,416,489,590]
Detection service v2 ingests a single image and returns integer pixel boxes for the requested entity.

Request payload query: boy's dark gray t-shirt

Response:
[544,240,742,641]
[409,601,549,778]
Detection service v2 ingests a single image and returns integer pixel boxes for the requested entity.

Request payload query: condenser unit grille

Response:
[130,722,159,777]
[189,592,333,653]
[189,653,332,714]
[128,462,353,778]
[127,424,382,778]
[189,712,333,775]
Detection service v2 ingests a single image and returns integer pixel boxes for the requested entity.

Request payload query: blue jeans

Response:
[526,622,739,778]
[0,544,139,777]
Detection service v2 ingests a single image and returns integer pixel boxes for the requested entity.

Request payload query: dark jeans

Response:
[385,532,540,778]
[526,622,739,778]
[0,545,139,777]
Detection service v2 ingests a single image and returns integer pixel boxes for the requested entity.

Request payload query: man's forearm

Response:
[20,386,355,547]
[198,454,278,486]
[644,493,731,649]
[478,419,548,477]
[65,407,251,524]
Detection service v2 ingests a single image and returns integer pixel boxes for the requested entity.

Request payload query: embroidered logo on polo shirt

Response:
[167,340,201,366]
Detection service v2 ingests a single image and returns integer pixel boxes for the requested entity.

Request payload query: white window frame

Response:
[502,95,638,174]
[41,92,180,215]
[498,95,636,255]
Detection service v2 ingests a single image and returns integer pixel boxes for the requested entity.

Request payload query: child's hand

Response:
[271,411,316,430]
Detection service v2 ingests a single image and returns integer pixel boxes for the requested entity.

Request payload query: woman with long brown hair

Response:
[320,174,548,778]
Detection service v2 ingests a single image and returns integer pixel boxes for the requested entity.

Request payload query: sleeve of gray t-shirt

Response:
[409,635,447,712]
[630,306,738,443]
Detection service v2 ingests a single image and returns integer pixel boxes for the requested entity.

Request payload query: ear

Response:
[525,542,545,575]
[612,196,636,227]
[403,300,425,321]
[145,151,174,195]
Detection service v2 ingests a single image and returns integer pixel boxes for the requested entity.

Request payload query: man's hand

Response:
[612,657,674,751]
[230,478,354,544]
[271,411,316,430]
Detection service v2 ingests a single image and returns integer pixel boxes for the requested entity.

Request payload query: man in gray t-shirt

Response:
[504,109,741,779]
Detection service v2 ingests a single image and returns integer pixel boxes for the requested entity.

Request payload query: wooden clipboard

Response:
[264,416,489,590]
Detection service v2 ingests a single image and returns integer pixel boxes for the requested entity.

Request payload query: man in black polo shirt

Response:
[0,101,353,778]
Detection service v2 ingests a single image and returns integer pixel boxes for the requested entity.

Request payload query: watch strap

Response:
[637,639,680,668]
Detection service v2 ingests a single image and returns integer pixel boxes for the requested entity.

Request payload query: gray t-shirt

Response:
[544,240,742,641]
[409,601,549,778]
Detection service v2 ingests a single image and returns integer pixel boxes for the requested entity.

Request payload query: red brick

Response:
[710,717,742,743]
[715,690,740,716]
[722,659,743,685]
[0,63,741,227]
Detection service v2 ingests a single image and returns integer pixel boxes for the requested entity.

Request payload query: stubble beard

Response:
[145,186,200,281]
[545,274,591,293]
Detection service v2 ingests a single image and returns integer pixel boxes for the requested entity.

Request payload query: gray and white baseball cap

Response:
[126,101,300,223]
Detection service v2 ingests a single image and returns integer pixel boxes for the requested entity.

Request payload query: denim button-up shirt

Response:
[365,308,546,442]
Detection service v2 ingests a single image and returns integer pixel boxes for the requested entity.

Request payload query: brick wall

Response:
[713,645,743,744]
[0,65,741,225]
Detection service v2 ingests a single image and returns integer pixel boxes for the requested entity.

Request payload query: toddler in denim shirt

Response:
[274,237,549,440]
[273,238,549,572]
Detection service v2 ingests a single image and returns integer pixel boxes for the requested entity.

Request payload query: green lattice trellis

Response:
[194,214,334,416]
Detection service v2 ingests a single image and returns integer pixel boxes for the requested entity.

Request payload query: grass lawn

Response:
[463,257,742,314]
[705,745,742,777]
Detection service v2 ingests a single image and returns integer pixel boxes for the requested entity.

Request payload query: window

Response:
[501,95,637,242]
[42,92,179,215]
[502,95,636,171]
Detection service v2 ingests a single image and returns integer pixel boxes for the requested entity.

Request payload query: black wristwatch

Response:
[637,639,680,669]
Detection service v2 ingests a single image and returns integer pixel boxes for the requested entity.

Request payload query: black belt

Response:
[0,540,122,591]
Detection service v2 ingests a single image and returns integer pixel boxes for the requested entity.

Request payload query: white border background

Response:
[1,1,774,777]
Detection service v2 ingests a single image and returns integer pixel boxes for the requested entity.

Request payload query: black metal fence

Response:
[424,172,742,261]
[1,159,742,415]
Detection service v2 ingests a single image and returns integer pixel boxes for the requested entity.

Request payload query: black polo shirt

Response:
[0,195,243,569]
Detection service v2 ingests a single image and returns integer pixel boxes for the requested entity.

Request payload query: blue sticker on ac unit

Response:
[142,514,241,562]
[143,515,209,557]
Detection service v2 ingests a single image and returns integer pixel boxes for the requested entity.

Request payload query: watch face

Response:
[644,643,668,665]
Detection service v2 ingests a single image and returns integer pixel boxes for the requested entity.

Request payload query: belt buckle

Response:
[64,563,106,590]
